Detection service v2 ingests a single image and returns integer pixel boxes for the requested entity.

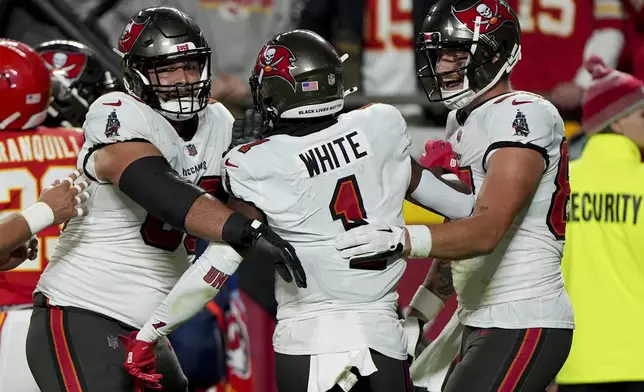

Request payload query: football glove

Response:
[419,140,459,176]
[120,332,163,391]
[228,109,263,150]
[335,219,405,267]
[248,220,307,288]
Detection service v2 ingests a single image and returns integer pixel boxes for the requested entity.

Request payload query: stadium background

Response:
[1,0,638,390]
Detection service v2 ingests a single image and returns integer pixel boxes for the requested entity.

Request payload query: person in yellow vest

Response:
[556,56,644,392]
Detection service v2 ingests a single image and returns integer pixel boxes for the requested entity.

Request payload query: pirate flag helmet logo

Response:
[118,18,150,54]
[452,0,516,33]
[254,45,297,91]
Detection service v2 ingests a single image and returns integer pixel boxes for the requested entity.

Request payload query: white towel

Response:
[410,313,463,391]
[307,348,378,392]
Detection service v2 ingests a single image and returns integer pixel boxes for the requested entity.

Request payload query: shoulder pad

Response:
[83,92,154,146]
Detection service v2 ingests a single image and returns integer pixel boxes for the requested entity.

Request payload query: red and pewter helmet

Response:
[416,0,522,109]
[116,6,212,121]
[249,30,356,133]
[36,40,119,127]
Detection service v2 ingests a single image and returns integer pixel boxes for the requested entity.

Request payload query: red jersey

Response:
[0,126,83,306]
[508,0,624,92]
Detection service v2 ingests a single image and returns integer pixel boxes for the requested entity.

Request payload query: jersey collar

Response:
[455,91,517,125]
[272,116,338,137]
[582,134,642,163]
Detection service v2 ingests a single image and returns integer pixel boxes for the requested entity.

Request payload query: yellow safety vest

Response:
[557,134,644,384]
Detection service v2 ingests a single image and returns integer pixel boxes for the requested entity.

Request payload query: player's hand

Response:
[39,170,90,225]
[120,332,162,391]
[247,220,307,288]
[229,109,264,149]
[419,140,459,176]
[335,219,405,267]
[9,237,39,262]
[401,314,425,359]
[0,237,39,271]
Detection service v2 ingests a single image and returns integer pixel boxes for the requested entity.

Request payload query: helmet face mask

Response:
[117,7,212,121]
[126,50,211,120]
[416,0,521,110]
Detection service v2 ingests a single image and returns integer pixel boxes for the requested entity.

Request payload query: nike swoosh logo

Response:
[377,228,393,233]
[512,99,532,106]
[224,158,239,168]
[102,99,122,107]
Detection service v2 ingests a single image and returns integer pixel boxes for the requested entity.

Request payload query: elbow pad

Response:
[411,170,474,220]
[119,156,205,230]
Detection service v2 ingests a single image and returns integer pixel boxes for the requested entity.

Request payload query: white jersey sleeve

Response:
[83,92,156,146]
[221,140,267,206]
[482,95,559,171]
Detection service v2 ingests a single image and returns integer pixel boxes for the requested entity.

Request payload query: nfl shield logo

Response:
[107,335,119,349]
[328,73,336,86]
[186,144,198,156]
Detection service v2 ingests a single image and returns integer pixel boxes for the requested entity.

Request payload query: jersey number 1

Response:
[329,175,387,270]
[329,175,367,231]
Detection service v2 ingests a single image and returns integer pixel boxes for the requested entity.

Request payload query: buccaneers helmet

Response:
[250,30,351,129]
[36,40,118,127]
[416,0,521,109]
[116,6,211,121]
[0,39,51,131]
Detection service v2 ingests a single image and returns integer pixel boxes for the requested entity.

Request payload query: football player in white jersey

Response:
[122,29,475,392]
[26,7,305,392]
[336,0,575,391]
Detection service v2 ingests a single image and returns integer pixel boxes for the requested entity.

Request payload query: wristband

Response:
[20,202,55,235]
[202,242,243,275]
[409,285,444,321]
[221,212,253,246]
[405,225,432,258]
[136,322,163,343]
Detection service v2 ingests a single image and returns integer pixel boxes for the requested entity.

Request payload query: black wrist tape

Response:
[221,212,253,247]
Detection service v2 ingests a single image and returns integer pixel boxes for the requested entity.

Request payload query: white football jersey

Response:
[446,91,574,329]
[222,104,412,359]
[36,92,234,328]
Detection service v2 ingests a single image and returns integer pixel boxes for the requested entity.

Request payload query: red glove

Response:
[419,140,459,175]
[120,331,163,391]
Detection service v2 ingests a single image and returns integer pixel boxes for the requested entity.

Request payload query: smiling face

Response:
[435,50,471,91]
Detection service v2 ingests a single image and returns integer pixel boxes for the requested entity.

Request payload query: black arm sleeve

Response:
[119,155,206,231]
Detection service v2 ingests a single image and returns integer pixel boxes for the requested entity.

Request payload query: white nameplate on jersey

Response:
[298,129,372,178]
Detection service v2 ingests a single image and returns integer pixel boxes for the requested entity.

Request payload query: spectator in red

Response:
[507,0,627,111]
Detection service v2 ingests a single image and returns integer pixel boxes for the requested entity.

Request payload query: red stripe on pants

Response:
[497,328,543,392]
[49,307,83,392]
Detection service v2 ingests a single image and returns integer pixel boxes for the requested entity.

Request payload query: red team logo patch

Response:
[452,0,516,33]
[40,51,87,82]
[254,45,297,91]
[118,18,149,54]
